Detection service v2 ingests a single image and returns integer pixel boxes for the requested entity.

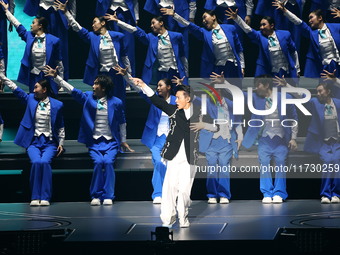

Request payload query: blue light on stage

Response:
[7,0,33,79]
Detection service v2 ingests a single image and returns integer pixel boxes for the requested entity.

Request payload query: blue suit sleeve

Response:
[71,88,89,105]
[133,27,150,45]
[16,25,29,42]
[13,87,29,105]
[77,27,92,44]
[187,22,205,41]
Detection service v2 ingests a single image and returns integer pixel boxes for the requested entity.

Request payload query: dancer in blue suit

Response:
[277,74,340,203]
[0,73,65,206]
[44,65,133,206]
[54,1,131,104]
[242,75,298,203]
[106,13,188,91]
[96,0,139,77]
[143,0,196,59]
[0,0,14,74]
[161,8,244,88]
[0,1,63,95]
[309,0,340,23]
[24,0,76,83]
[274,1,340,89]
[255,0,303,51]
[114,64,177,204]
[192,72,243,204]
[204,0,254,44]
[226,8,300,83]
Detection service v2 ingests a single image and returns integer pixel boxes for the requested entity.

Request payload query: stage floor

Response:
[1,200,340,254]
[1,200,340,241]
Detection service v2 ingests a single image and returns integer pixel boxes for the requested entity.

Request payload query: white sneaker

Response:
[331,196,340,203]
[103,199,113,205]
[179,217,190,228]
[321,196,331,204]
[162,215,176,228]
[262,197,272,204]
[30,200,40,206]
[219,197,229,204]
[153,197,162,204]
[40,200,50,206]
[90,198,101,206]
[272,195,283,204]
[208,197,217,204]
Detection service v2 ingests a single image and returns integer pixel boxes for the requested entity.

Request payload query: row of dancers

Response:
[0,1,339,101]
[0,64,340,228]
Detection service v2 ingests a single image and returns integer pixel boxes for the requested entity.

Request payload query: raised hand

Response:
[43,65,58,78]
[104,12,118,22]
[210,71,225,84]
[129,77,146,88]
[113,64,128,76]
[0,0,9,11]
[272,0,286,12]
[225,8,238,20]
[171,76,185,86]
[320,69,337,81]
[331,8,340,18]
[273,75,287,87]
[54,0,68,13]
[160,7,175,16]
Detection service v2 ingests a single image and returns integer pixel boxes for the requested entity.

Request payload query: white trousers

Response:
[160,141,196,225]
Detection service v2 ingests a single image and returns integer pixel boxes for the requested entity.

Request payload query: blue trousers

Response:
[150,135,167,199]
[319,140,340,199]
[107,8,136,77]
[27,135,57,201]
[205,137,233,199]
[258,136,288,199]
[89,137,118,200]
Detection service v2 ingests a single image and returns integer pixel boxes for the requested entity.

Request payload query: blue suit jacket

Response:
[12,87,64,149]
[204,0,247,19]
[23,0,70,30]
[187,23,243,78]
[199,97,242,158]
[96,0,137,22]
[304,97,340,154]
[71,89,126,148]
[16,25,62,87]
[0,113,3,125]
[144,0,195,22]
[133,27,187,85]
[77,28,127,85]
[242,92,298,148]
[141,94,176,149]
[245,29,298,77]
[298,22,340,78]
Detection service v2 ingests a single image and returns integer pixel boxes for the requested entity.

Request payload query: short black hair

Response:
[176,85,191,101]
[254,74,273,89]
[37,79,53,97]
[95,75,114,98]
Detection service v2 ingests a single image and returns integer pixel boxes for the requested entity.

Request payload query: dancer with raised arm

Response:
[44,65,133,206]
